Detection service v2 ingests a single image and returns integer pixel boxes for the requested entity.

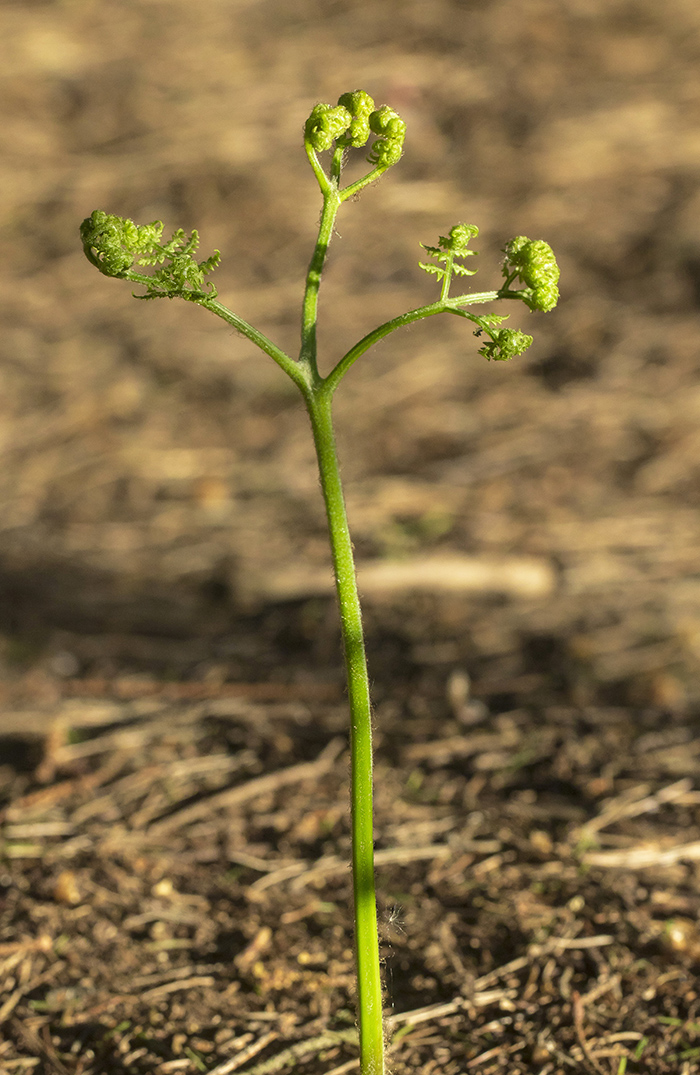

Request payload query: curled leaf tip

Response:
[446,223,479,252]
[80,210,220,299]
[304,102,353,152]
[503,236,560,312]
[478,327,533,362]
[304,94,406,172]
[80,210,163,278]
[367,105,406,169]
[337,90,375,148]
[419,223,479,285]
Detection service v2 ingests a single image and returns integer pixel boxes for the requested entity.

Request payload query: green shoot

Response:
[80,89,559,1075]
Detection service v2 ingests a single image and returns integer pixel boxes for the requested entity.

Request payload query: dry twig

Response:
[146,738,344,837]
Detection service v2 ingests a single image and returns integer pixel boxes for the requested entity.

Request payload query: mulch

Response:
[2,630,700,1074]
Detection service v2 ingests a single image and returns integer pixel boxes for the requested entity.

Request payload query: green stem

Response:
[339,166,386,202]
[300,185,342,370]
[201,297,311,390]
[305,387,384,1075]
[330,144,345,186]
[439,249,455,303]
[125,270,311,391]
[324,289,507,395]
[305,141,333,196]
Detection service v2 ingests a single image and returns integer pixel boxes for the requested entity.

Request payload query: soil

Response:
[2,1,700,1072]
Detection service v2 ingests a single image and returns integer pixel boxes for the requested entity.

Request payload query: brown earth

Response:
[2,1,700,1072]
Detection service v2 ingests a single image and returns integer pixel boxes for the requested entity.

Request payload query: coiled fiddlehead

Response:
[303,92,406,195]
[80,211,220,300]
[503,236,560,312]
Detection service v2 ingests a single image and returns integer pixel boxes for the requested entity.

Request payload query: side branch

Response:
[323,290,511,395]
[201,298,310,391]
[299,187,342,373]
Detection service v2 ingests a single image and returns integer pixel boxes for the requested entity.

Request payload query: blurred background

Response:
[1,0,700,710]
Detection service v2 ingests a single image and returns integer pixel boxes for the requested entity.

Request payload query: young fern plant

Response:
[80,89,559,1075]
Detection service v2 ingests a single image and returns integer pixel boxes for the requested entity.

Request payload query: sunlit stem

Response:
[324,290,515,395]
[300,179,341,373]
[440,250,454,303]
[305,387,385,1075]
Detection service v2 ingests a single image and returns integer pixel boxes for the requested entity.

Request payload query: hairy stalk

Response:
[324,290,517,396]
[305,387,384,1075]
[300,185,341,369]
